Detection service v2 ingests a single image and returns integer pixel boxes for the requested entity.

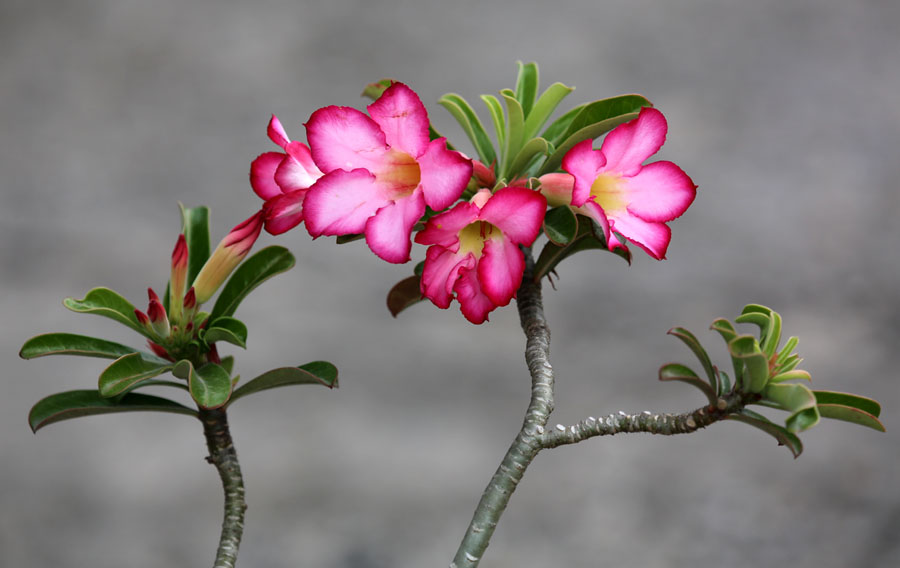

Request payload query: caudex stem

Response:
[199,407,246,568]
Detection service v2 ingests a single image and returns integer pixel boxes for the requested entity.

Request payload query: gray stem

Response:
[200,408,246,568]
[450,249,554,568]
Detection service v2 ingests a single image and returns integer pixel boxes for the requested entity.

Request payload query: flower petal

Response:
[599,107,667,176]
[415,201,478,248]
[267,115,290,149]
[478,236,524,307]
[250,152,286,200]
[417,138,473,211]
[263,190,306,235]
[366,83,430,158]
[306,106,388,173]
[478,186,547,246]
[455,267,497,324]
[364,191,426,263]
[575,200,612,245]
[562,139,607,207]
[621,161,696,222]
[608,210,672,260]
[303,169,386,236]
[421,246,473,309]
[275,141,323,192]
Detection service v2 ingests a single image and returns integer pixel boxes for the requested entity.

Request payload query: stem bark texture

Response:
[200,408,246,568]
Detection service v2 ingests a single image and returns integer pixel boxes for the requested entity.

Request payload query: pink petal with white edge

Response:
[306,106,388,173]
[455,268,497,324]
[303,169,386,236]
[366,83,430,158]
[599,107,667,176]
[250,152,286,200]
[478,236,525,306]
[264,190,306,235]
[417,138,473,211]
[421,247,473,309]
[562,139,607,207]
[364,191,426,263]
[275,141,323,192]
[622,161,696,222]
[479,186,547,246]
[267,115,290,149]
[609,211,672,260]
[415,201,479,249]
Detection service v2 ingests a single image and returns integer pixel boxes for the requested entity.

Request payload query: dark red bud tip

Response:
[207,343,221,365]
[134,309,150,326]
[183,287,197,309]
[148,288,161,303]
[147,341,173,361]
[147,299,166,323]
[172,234,188,264]
[185,321,194,333]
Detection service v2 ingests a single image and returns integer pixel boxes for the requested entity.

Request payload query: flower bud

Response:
[191,211,264,304]
[168,234,188,323]
[536,173,575,207]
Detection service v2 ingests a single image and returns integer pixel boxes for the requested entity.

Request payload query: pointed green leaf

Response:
[775,336,799,367]
[507,137,550,180]
[817,404,885,432]
[659,363,718,406]
[667,327,717,393]
[769,369,811,383]
[777,354,803,374]
[763,382,819,432]
[413,260,426,278]
[20,333,140,361]
[28,390,196,433]
[541,104,585,147]
[438,94,496,165]
[229,361,338,405]
[63,287,148,337]
[98,353,174,398]
[542,206,578,245]
[813,391,881,417]
[480,94,506,159]
[361,78,393,101]
[761,311,782,357]
[718,368,732,393]
[711,316,742,384]
[180,204,211,291]
[729,335,770,393]
[203,317,248,349]
[387,275,423,318]
[336,233,365,244]
[500,90,525,179]
[726,408,804,458]
[177,361,232,409]
[514,61,539,118]
[523,82,574,141]
[209,246,295,321]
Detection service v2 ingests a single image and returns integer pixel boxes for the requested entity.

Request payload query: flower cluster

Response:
[250,84,695,323]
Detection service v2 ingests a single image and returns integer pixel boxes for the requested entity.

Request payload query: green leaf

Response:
[209,246,295,320]
[480,94,506,157]
[710,317,742,384]
[63,287,148,337]
[542,206,578,245]
[387,275,424,317]
[667,327,718,394]
[219,355,234,376]
[658,363,718,406]
[336,233,365,244]
[28,390,196,433]
[762,311,782,357]
[523,82,574,141]
[500,90,525,179]
[413,260,426,277]
[361,78,393,101]
[20,333,139,361]
[775,336,799,367]
[175,360,232,409]
[813,391,881,417]
[726,408,804,458]
[514,61,539,118]
[203,317,248,349]
[507,137,550,180]
[785,407,820,433]
[729,335,770,393]
[817,405,886,432]
[98,353,175,398]
[769,369,811,383]
[180,204,211,291]
[438,93,496,166]
[763,382,819,432]
[228,361,339,405]
[533,215,629,280]
[541,104,584,147]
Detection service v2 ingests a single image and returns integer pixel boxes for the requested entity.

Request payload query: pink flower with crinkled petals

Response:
[250,115,324,235]
[302,83,473,264]
[557,107,696,260]
[415,186,546,324]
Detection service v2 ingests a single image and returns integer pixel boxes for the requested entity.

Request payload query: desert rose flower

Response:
[415,186,546,324]
[556,107,696,260]
[303,82,472,263]
[250,115,324,234]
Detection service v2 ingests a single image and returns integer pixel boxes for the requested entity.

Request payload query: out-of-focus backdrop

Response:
[2,1,898,566]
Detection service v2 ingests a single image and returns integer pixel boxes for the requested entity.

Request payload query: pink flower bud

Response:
[183,287,197,310]
[147,341,173,361]
[191,211,264,304]
[147,297,170,338]
[169,234,189,323]
[134,309,151,329]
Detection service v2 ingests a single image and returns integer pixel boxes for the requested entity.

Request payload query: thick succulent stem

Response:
[200,408,246,568]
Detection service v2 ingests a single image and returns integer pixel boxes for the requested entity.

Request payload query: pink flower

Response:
[557,107,696,260]
[303,83,473,264]
[414,187,547,324]
[250,115,324,235]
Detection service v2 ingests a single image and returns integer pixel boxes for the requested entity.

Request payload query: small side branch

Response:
[541,392,749,448]
[200,408,247,568]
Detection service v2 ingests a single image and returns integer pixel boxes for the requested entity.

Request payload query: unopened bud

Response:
[192,211,264,304]
[147,297,170,338]
[169,234,189,323]
[537,173,576,207]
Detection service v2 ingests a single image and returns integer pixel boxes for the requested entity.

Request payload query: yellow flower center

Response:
[590,173,627,213]
[377,149,421,199]
[458,221,498,258]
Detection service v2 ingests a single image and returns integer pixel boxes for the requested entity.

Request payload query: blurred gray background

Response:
[2,0,898,566]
